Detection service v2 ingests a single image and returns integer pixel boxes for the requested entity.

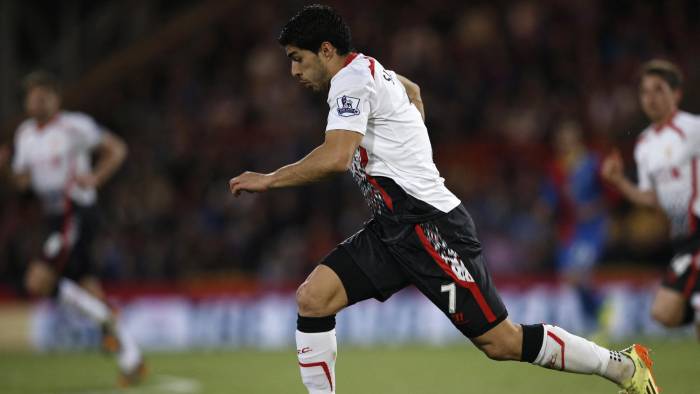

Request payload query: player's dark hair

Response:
[640,59,683,90]
[22,71,61,94]
[278,4,352,55]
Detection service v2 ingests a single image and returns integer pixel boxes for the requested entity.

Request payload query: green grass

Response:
[0,340,695,394]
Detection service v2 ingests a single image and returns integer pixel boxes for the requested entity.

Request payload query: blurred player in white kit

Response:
[603,59,700,339]
[0,71,145,385]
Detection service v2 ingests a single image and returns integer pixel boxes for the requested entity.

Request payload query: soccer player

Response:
[229,5,657,393]
[4,71,144,385]
[602,59,700,338]
[540,121,608,329]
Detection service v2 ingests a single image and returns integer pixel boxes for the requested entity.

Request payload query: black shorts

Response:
[662,251,700,301]
[323,204,508,338]
[42,203,100,281]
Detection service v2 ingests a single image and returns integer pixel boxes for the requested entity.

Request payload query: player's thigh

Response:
[656,251,700,326]
[300,225,410,317]
[25,260,57,297]
[651,286,687,326]
[396,206,508,338]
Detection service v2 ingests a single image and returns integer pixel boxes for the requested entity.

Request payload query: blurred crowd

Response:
[2,0,700,287]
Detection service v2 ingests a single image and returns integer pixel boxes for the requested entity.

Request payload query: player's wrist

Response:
[265,172,279,189]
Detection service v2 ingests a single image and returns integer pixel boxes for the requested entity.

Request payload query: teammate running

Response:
[4,71,144,385]
[230,5,657,393]
[602,59,700,338]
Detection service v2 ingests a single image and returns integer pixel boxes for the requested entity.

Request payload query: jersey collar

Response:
[342,52,359,68]
[652,110,678,132]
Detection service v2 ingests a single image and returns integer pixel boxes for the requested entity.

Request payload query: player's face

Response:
[639,75,680,123]
[285,46,330,92]
[25,86,61,122]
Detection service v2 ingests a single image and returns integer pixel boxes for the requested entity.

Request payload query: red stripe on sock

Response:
[547,331,566,370]
[299,361,333,391]
[414,224,496,323]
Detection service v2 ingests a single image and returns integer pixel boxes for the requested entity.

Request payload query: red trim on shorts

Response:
[343,52,358,67]
[683,252,700,299]
[413,224,497,323]
[547,331,566,370]
[54,159,78,273]
[298,361,333,391]
[689,158,698,232]
[359,146,369,167]
[367,176,394,211]
[359,147,394,211]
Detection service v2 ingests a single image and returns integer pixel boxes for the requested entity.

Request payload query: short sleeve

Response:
[325,72,372,135]
[634,143,653,192]
[68,113,104,151]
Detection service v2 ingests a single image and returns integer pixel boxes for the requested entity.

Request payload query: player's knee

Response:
[477,341,520,361]
[296,282,332,317]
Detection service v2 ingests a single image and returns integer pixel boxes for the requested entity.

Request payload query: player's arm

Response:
[396,74,425,121]
[75,132,128,189]
[0,144,31,191]
[601,149,658,208]
[229,130,362,196]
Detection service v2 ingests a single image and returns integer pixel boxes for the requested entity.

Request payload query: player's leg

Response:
[401,206,655,392]
[295,263,345,394]
[296,226,409,394]
[470,319,634,383]
[650,287,688,327]
[652,251,700,329]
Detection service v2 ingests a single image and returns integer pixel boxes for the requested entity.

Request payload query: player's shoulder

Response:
[60,110,96,125]
[15,118,35,139]
[330,53,374,91]
[675,110,700,130]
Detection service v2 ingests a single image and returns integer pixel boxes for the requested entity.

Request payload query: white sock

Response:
[58,278,141,371]
[57,278,110,323]
[115,320,142,372]
[296,329,337,394]
[533,324,634,384]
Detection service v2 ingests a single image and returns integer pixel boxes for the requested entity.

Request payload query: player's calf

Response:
[471,319,523,361]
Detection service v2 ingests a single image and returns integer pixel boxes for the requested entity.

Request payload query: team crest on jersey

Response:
[336,95,360,117]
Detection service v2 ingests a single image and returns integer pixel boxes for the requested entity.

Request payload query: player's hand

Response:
[74,173,100,188]
[229,171,273,197]
[601,149,624,184]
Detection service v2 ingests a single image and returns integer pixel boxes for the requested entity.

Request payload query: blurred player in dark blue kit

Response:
[540,121,608,329]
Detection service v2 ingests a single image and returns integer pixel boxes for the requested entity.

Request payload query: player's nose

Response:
[291,62,301,78]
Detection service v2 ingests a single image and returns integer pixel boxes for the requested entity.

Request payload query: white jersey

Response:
[634,110,700,238]
[325,53,460,215]
[12,111,104,213]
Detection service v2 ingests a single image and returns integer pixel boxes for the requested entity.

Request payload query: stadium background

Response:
[0,1,698,393]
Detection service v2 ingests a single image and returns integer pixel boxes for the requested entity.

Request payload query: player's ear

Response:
[318,42,335,60]
[674,88,683,104]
